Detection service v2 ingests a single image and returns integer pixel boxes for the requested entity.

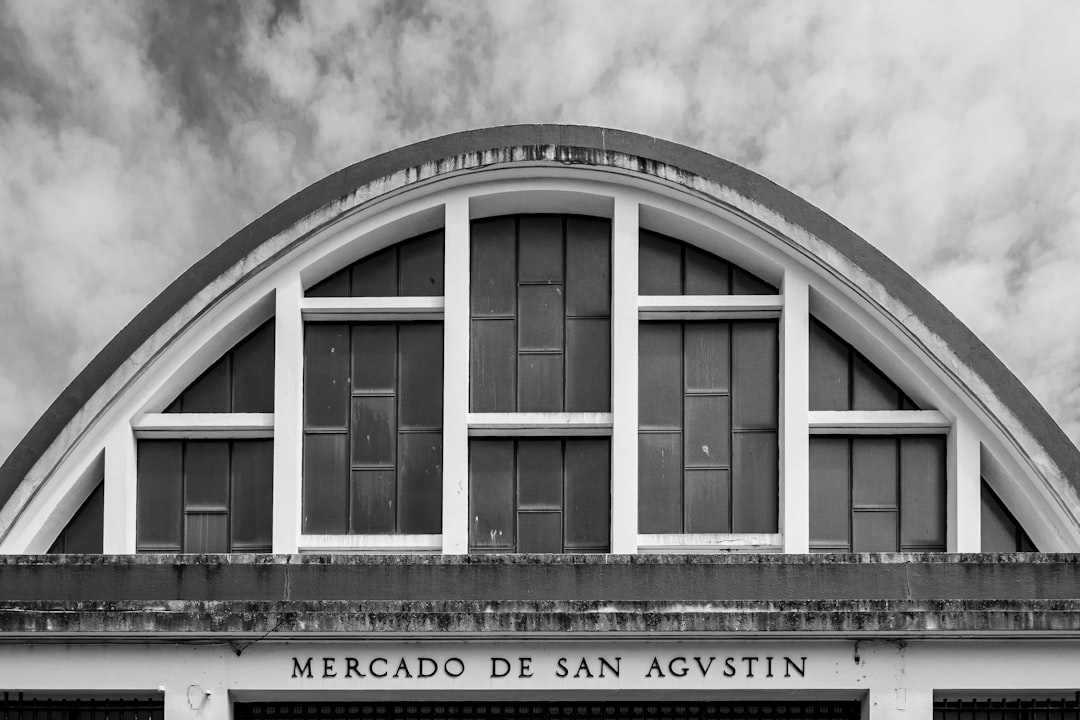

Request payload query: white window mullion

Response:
[611,195,639,554]
[442,194,471,554]
[951,413,981,551]
[272,274,303,553]
[103,423,137,553]
[780,270,810,553]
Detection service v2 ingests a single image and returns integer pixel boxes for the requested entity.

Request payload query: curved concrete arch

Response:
[2,124,1077,539]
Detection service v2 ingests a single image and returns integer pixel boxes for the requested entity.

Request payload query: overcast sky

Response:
[2,0,1080,460]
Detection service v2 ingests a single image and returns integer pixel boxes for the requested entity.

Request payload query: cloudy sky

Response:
[1,0,1080,460]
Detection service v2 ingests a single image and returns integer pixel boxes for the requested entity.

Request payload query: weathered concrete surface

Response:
[2,554,1079,604]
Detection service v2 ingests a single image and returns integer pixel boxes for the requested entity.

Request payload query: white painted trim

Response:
[780,271,810,553]
[298,534,442,553]
[611,195,639,554]
[951,415,981,552]
[808,410,951,434]
[442,195,470,554]
[638,294,783,320]
[273,275,303,554]
[467,413,613,436]
[132,413,274,439]
[637,533,783,553]
[301,296,444,322]
[103,425,136,553]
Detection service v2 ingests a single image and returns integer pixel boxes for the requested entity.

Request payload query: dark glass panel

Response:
[470,319,516,412]
[518,216,564,283]
[350,246,397,297]
[684,323,729,393]
[731,321,778,429]
[184,513,228,553]
[685,469,731,534]
[809,438,851,548]
[231,322,275,413]
[231,440,273,550]
[517,353,563,412]
[731,431,778,533]
[639,231,682,295]
[852,510,898,552]
[565,217,610,316]
[184,440,230,510]
[518,284,565,351]
[181,357,230,413]
[684,395,731,467]
[306,268,350,297]
[397,432,442,534]
[469,440,515,549]
[852,354,902,410]
[137,442,183,550]
[851,438,898,507]
[899,437,946,548]
[351,324,397,393]
[398,323,443,428]
[564,439,610,550]
[517,440,563,509]
[808,319,850,411]
[565,317,610,412]
[164,397,182,413]
[731,267,777,295]
[639,323,682,428]
[471,218,516,316]
[350,396,396,466]
[50,481,105,553]
[518,512,563,553]
[350,469,395,534]
[398,230,445,296]
[304,324,350,429]
[981,481,1024,552]
[684,245,730,295]
[638,432,683,533]
[302,433,348,534]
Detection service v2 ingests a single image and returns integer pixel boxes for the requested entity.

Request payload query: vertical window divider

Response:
[611,195,639,553]
[273,273,303,553]
[442,195,471,553]
[951,412,981,551]
[780,269,810,553]
[103,423,137,553]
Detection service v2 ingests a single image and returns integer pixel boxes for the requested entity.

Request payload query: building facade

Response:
[2,125,1080,720]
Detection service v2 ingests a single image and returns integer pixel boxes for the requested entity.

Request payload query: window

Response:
[637,231,780,536]
[302,230,445,537]
[981,479,1037,551]
[48,480,103,554]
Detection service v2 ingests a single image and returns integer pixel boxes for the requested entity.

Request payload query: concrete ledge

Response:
[2,554,1079,603]
[2,598,1080,637]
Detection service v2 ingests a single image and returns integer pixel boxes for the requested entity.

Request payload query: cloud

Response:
[1,0,1080,461]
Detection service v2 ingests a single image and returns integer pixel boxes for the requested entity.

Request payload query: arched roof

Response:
[2,123,1077,516]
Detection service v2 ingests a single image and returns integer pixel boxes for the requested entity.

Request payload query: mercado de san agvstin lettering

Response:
[2,126,1080,720]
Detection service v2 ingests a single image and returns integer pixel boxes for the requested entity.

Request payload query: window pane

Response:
[184,441,230,511]
[398,230,444,296]
[351,324,396,393]
[231,440,273,551]
[518,284,564,351]
[518,440,563,509]
[731,431,778,533]
[518,511,563,553]
[900,437,946,548]
[731,321,778,429]
[639,231,682,295]
[518,353,563,412]
[852,438,898,507]
[566,317,610,412]
[565,217,610,316]
[231,322,275,413]
[852,354,901,410]
[852,510,897,552]
[731,267,776,295]
[518,216,563,283]
[137,442,183,550]
[350,396,396,467]
[398,323,443,428]
[184,513,228,553]
[639,323,682,428]
[350,469,395,534]
[808,319,850,411]
[684,323,729,393]
[350,246,397,297]
[397,432,442,534]
[470,319,516,412]
[307,268,350,297]
[52,481,105,554]
[564,439,610,550]
[470,440,515,550]
[685,469,731,533]
[684,395,731,467]
[809,438,851,549]
[471,218,516,315]
[181,357,230,413]
[304,324,350,429]
[638,432,682,533]
[303,433,348,533]
[684,245,730,295]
